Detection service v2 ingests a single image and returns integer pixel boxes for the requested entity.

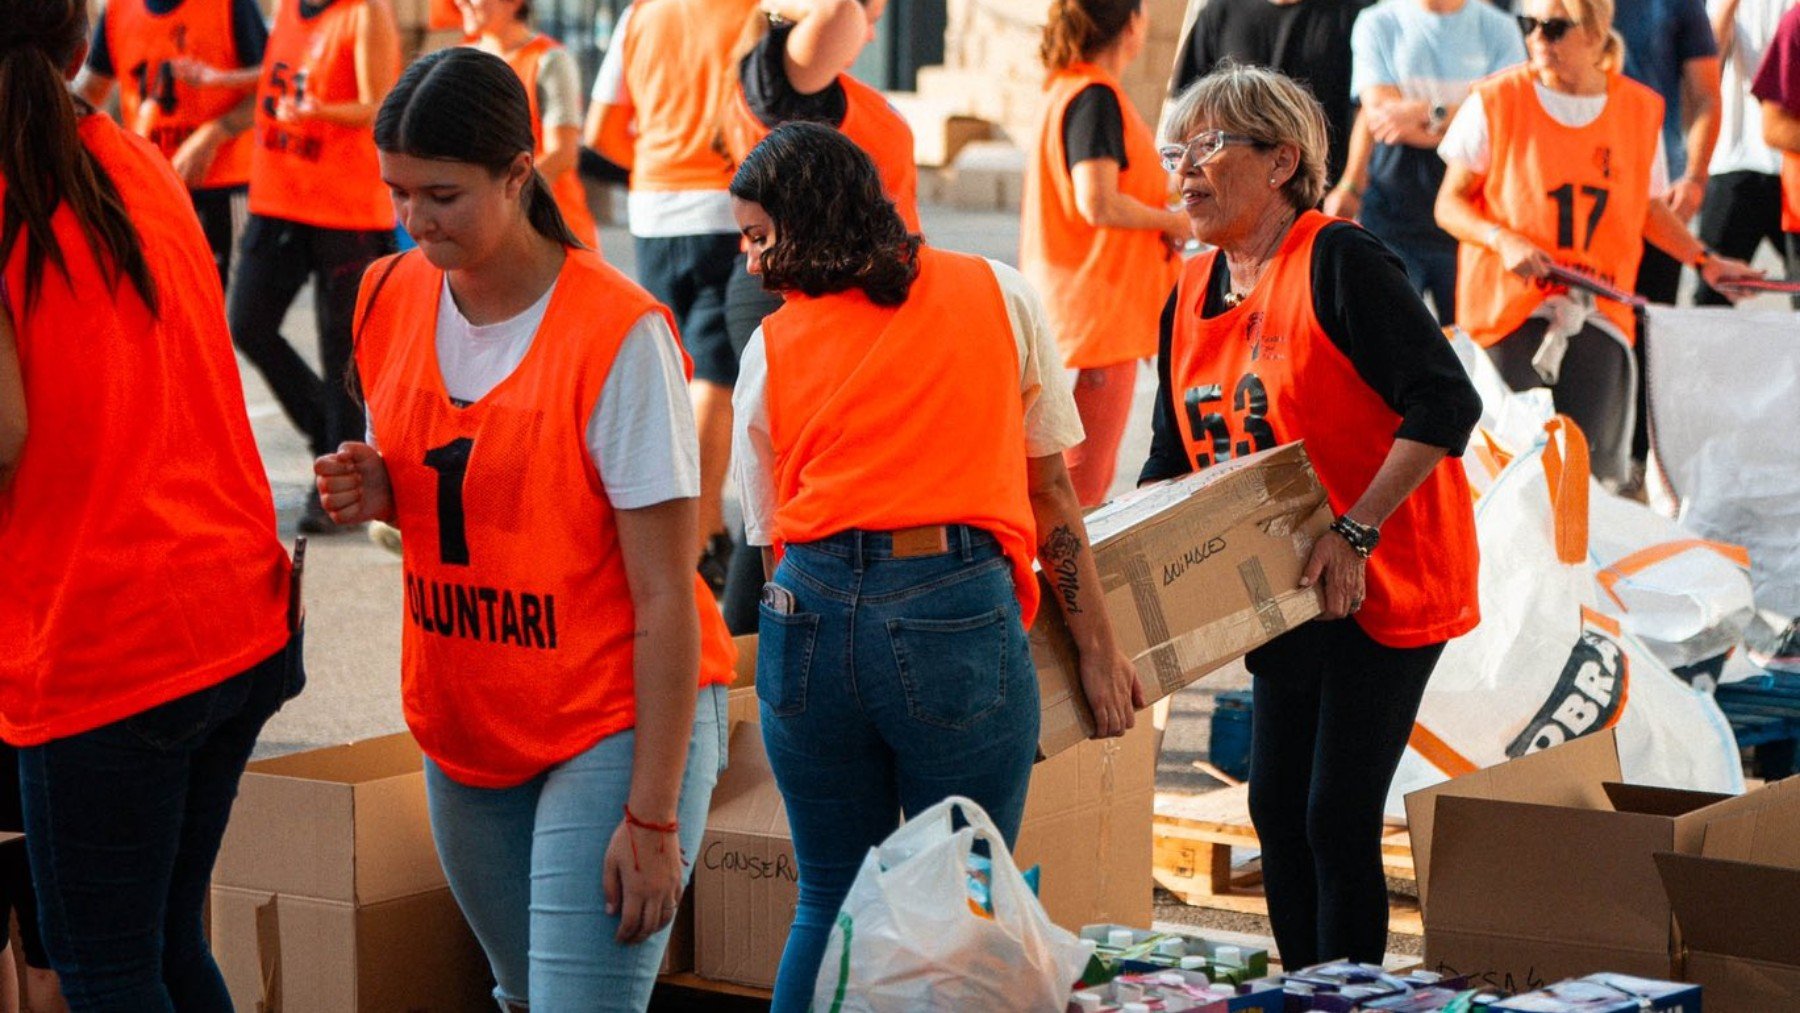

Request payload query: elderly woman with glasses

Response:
[1434,0,1760,486]
[1141,62,1482,969]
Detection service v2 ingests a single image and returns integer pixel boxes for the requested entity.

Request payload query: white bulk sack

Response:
[1385,418,1743,819]
[812,796,1089,1013]
[1644,306,1800,617]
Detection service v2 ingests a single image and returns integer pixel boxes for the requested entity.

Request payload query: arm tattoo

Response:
[1042,524,1084,616]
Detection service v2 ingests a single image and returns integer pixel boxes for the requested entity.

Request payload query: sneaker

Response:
[368,520,403,557]
[697,530,733,594]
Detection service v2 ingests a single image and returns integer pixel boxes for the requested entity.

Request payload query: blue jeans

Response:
[423,684,728,1012]
[19,636,303,1012]
[757,527,1041,1012]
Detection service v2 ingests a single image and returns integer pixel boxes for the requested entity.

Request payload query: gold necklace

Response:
[1222,210,1298,308]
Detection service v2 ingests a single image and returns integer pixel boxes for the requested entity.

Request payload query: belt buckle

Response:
[890,525,949,559]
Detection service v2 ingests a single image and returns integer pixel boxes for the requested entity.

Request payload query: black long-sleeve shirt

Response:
[1140,222,1482,485]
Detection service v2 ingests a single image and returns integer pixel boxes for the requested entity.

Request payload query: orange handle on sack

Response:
[1539,417,1590,565]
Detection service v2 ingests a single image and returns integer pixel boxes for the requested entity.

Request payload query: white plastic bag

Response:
[1643,305,1800,617]
[812,796,1090,1013]
[1385,418,1744,818]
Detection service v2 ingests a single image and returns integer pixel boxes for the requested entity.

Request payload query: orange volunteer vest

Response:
[105,0,256,190]
[1020,64,1179,369]
[250,0,398,230]
[1456,67,1661,347]
[428,0,462,31]
[762,247,1040,625]
[619,0,759,192]
[497,34,603,252]
[355,250,736,788]
[0,116,291,746]
[1781,151,1800,231]
[724,70,921,234]
[1169,212,1480,647]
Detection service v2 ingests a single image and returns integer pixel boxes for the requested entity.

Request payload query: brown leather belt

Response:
[889,525,951,558]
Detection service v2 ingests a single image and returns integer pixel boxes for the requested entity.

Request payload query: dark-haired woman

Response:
[0,2,301,1009]
[459,0,602,251]
[228,0,401,533]
[1022,0,1185,507]
[313,47,736,1012]
[729,122,1141,1012]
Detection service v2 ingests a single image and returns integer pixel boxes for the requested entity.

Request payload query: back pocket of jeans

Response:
[886,609,1010,731]
[756,607,819,718]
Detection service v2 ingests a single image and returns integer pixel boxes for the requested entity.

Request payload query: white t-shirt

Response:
[430,276,700,510]
[732,259,1087,547]
[1438,85,1671,195]
[590,5,737,238]
[1708,0,1791,177]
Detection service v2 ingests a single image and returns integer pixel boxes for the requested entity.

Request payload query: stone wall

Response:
[922,0,1191,145]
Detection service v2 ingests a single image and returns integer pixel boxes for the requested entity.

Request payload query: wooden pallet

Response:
[1153,786,1422,936]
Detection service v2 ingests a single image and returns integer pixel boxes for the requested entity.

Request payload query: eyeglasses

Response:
[1516,14,1579,42]
[1157,130,1265,173]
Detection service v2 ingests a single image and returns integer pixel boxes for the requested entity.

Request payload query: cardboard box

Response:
[1655,801,1800,1009]
[1015,720,1157,930]
[212,733,495,1012]
[1406,728,1800,993]
[210,884,492,1012]
[693,722,798,990]
[1032,442,1330,758]
[213,732,445,905]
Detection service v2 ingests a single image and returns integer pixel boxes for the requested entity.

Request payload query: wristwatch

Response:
[1690,245,1717,270]
[1329,514,1381,558]
[1427,103,1449,133]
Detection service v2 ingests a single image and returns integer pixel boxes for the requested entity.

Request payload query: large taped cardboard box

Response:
[211,884,492,1012]
[693,722,797,989]
[1032,442,1329,759]
[1655,798,1800,1009]
[1406,729,1800,992]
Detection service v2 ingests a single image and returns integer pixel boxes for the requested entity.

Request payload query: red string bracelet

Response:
[623,805,681,872]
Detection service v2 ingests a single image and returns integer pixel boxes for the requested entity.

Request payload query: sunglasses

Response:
[1157,130,1266,172]
[1516,14,1580,41]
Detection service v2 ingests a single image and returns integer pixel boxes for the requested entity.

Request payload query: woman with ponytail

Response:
[0,1,302,1008]
[1021,0,1186,507]
[1435,0,1759,486]
[457,0,603,250]
[312,48,736,1013]
[226,0,401,533]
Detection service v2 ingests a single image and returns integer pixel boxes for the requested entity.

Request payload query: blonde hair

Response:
[1040,0,1141,71]
[1162,61,1329,211]
[1562,0,1627,70]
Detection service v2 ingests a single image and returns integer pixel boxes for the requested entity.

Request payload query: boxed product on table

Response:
[1356,988,1507,1011]
[1078,924,1269,983]
[1067,969,1285,1012]
[1032,442,1330,759]
[1263,964,1464,1012]
[1488,976,1690,1013]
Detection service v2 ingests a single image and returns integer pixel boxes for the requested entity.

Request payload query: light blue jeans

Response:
[423,684,728,1012]
[757,527,1041,1012]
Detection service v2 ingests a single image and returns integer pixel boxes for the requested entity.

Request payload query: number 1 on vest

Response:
[424,437,474,566]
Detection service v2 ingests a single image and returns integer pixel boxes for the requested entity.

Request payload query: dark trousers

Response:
[228,214,395,456]
[634,233,743,386]
[1695,171,1800,309]
[19,639,303,1012]
[1245,620,1442,968]
[1488,317,1635,486]
[188,185,244,292]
